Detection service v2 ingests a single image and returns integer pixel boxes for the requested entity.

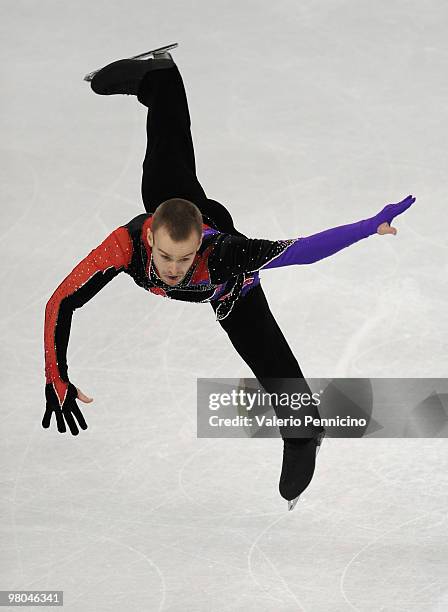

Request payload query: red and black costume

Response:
[45,202,411,410]
[44,213,297,407]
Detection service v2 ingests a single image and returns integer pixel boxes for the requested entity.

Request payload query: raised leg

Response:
[137,64,247,237]
[137,64,209,212]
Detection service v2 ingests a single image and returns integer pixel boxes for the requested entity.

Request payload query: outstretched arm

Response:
[263,195,416,269]
[208,195,415,280]
[43,226,132,434]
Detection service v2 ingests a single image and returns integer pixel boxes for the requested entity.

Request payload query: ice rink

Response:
[1,0,447,610]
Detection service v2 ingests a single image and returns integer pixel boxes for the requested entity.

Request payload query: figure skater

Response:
[42,43,415,511]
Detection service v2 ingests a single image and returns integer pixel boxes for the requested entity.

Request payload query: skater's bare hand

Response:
[76,387,94,404]
[42,382,93,435]
[377,221,397,236]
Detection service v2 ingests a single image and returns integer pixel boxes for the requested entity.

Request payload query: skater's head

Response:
[147,198,203,286]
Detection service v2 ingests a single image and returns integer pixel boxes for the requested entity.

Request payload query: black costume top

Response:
[44,196,416,407]
[44,212,296,406]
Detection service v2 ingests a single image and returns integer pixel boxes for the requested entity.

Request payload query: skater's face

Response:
[147,226,202,286]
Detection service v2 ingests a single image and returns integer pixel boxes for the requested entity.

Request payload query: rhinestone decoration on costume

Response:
[44,211,296,406]
[44,196,416,406]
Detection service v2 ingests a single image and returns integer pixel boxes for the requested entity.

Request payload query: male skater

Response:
[42,43,415,510]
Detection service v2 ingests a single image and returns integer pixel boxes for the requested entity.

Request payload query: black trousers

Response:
[137,65,323,439]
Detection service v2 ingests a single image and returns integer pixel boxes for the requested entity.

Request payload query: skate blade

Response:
[83,42,179,82]
[286,431,325,512]
[288,495,301,511]
[84,69,100,82]
[130,42,178,60]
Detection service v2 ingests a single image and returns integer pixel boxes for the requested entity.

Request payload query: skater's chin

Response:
[164,274,183,285]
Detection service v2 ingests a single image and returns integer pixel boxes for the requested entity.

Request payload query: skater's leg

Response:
[211,283,325,502]
[88,47,245,233]
[137,64,209,212]
[212,283,324,436]
[137,64,246,236]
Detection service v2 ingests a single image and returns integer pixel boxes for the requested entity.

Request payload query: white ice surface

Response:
[1,1,447,610]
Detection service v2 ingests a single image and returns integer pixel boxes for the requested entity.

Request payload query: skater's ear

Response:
[147,228,154,247]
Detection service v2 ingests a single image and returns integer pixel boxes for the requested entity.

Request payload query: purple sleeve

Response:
[262,195,416,269]
[263,195,415,269]
[208,196,415,277]
[262,218,376,269]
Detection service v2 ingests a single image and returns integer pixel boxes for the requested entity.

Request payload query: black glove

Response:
[42,382,88,435]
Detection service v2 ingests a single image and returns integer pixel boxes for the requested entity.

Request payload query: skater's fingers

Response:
[71,403,88,431]
[62,407,79,436]
[392,196,415,216]
[55,408,67,434]
[397,196,415,212]
[41,406,53,429]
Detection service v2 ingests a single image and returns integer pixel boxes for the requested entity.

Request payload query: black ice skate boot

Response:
[279,429,326,511]
[84,42,178,95]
